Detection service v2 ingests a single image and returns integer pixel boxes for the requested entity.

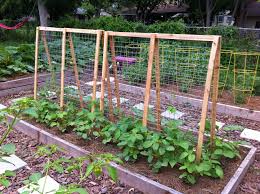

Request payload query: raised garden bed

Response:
[3,109,256,194]
[0,125,141,194]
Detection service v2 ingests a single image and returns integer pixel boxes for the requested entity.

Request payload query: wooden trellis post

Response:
[196,36,221,162]
[68,32,84,109]
[154,38,161,131]
[106,58,115,121]
[142,34,156,127]
[34,27,40,100]
[91,30,102,112]
[210,37,221,148]
[60,28,67,109]
[109,36,121,110]
[100,31,109,112]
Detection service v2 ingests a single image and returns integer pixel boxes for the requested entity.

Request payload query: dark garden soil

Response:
[0,126,142,194]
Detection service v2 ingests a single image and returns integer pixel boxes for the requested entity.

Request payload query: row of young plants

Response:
[16,97,241,185]
[0,100,121,194]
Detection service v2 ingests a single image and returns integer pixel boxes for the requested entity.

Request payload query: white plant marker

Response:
[112,97,129,104]
[133,103,154,111]
[0,155,27,174]
[161,110,184,120]
[105,77,114,82]
[86,92,107,99]
[0,104,6,110]
[216,121,225,130]
[240,128,260,142]
[18,175,60,194]
[85,81,101,86]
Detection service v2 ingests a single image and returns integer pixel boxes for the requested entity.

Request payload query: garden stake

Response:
[106,57,115,122]
[154,38,161,131]
[34,27,39,100]
[210,37,221,149]
[92,30,102,112]
[100,32,109,112]
[142,34,156,127]
[109,36,121,111]
[196,36,220,162]
[68,32,84,109]
[60,28,66,109]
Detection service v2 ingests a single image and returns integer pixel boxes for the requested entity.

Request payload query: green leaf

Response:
[4,170,16,177]
[23,108,38,118]
[0,179,10,187]
[223,150,235,158]
[187,174,196,184]
[215,165,224,179]
[143,141,153,148]
[213,149,223,155]
[29,172,42,183]
[152,143,159,151]
[85,163,94,177]
[159,147,166,155]
[188,154,195,162]
[166,146,175,151]
[169,160,177,168]
[107,166,118,182]
[198,162,211,172]
[1,144,15,155]
[179,141,189,150]
[179,152,188,160]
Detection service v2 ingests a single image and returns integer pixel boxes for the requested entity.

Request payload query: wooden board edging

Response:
[221,146,257,194]
[4,114,256,194]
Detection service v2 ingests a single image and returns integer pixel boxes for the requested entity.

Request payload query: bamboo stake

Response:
[210,37,221,148]
[92,30,102,112]
[109,36,120,110]
[142,34,156,127]
[196,37,220,162]
[100,31,109,112]
[154,38,161,131]
[106,58,115,121]
[60,28,66,109]
[34,27,40,100]
[68,33,84,109]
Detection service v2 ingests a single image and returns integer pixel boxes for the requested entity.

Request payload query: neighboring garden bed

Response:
[0,97,257,194]
[0,126,140,194]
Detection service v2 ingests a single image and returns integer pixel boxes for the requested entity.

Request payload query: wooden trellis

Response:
[34,27,103,110]
[100,31,221,162]
[34,27,221,162]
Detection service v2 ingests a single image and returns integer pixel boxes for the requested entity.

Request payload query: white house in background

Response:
[213,11,235,26]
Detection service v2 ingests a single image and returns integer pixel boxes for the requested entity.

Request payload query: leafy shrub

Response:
[0,44,44,80]
[147,19,186,34]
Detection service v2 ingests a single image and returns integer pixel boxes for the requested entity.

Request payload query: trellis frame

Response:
[100,31,221,162]
[34,27,103,110]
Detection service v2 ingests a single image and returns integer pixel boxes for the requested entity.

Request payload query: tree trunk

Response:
[38,0,49,26]
[232,0,240,17]
[206,0,211,26]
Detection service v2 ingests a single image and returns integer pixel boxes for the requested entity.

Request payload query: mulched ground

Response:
[0,126,142,194]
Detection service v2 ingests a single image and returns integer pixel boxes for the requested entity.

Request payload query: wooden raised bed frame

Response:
[4,113,256,194]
